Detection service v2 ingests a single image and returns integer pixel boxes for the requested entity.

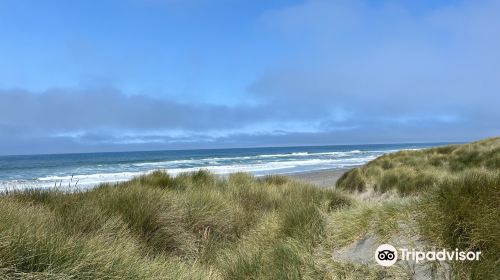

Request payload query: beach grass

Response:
[0,170,352,279]
[419,169,500,279]
[336,137,500,278]
[336,137,500,196]
[0,137,499,279]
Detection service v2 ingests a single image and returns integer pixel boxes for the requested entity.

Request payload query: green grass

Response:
[336,137,500,279]
[1,137,499,279]
[0,170,351,279]
[336,137,500,195]
[419,169,500,279]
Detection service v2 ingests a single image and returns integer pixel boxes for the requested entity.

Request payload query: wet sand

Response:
[286,168,353,188]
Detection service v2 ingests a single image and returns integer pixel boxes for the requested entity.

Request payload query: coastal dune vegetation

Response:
[0,137,499,279]
[337,137,500,279]
[0,171,357,279]
[337,137,500,195]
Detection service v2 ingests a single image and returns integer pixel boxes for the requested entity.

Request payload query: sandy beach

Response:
[286,167,353,188]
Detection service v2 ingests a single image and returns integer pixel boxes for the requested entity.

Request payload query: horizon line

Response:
[0,140,463,158]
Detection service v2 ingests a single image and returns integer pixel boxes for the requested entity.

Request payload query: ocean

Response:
[0,143,445,191]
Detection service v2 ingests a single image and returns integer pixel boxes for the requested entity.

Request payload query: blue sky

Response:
[0,0,499,155]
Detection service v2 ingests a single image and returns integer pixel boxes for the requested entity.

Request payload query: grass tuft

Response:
[420,169,500,279]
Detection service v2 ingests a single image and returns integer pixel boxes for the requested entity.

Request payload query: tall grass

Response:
[0,170,350,279]
[420,169,500,279]
[336,137,500,279]
[337,137,500,195]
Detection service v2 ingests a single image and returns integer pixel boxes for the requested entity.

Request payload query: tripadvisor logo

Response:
[375,244,481,267]
[375,244,398,266]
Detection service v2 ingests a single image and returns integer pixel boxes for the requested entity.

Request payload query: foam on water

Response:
[0,143,440,191]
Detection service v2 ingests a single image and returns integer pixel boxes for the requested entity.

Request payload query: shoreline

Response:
[1,167,354,192]
[1,167,355,192]
[285,167,354,188]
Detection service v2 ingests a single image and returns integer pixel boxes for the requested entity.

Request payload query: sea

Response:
[0,143,447,191]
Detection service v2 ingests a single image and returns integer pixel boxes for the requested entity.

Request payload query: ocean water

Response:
[0,143,445,191]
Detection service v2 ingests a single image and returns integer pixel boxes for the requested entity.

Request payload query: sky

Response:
[0,0,499,155]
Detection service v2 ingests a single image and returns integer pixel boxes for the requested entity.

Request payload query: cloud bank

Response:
[0,0,499,154]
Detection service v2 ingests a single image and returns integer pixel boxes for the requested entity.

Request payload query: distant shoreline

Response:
[0,167,354,193]
[285,167,354,188]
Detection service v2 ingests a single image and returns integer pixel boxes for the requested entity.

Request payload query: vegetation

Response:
[0,170,362,279]
[419,169,500,279]
[337,137,500,195]
[337,137,500,279]
[0,137,498,279]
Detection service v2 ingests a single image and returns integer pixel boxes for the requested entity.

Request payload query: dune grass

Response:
[336,137,500,279]
[0,170,352,279]
[336,137,500,195]
[419,169,500,279]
